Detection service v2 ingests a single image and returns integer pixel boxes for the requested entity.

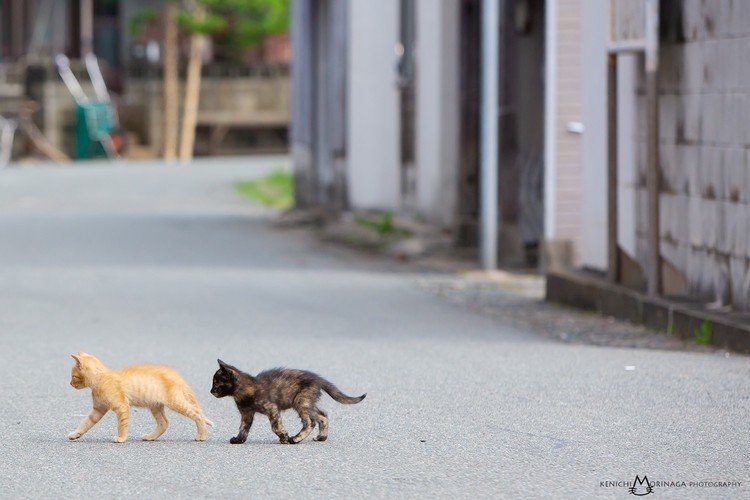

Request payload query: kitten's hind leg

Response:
[68,406,106,440]
[289,404,315,444]
[168,401,208,441]
[313,408,329,442]
[266,405,290,444]
[143,405,169,441]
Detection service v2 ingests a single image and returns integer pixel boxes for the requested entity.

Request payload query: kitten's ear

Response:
[217,359,238,376]
[71,354,82,367]
[218,359,237,369]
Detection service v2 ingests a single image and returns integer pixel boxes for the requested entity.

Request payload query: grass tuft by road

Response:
[234,170,293,210]
[354,212,412,237]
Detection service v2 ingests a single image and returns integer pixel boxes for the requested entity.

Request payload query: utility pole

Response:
[179,2,206,163]
[163,1,179,162]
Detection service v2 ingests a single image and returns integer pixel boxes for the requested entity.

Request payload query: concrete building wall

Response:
[346,0,401,211]
[414,0,460,228]
[632,1,750,309]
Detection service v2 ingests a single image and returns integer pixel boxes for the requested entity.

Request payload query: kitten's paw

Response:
[229,436,245,444]
[195,435,207,442]
[112,436,126,443]
[278,434,290,444]
[68,431,82,440]
[142,434,157,441]
[288,437,300,444]
[313,435,327,442]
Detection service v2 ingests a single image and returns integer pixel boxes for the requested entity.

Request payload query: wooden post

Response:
[645,0,661,296]
[646,67,660,295]
[327,0,348,212]
[163,1,179,162]
[291,0,316,209]
[607,53,619,283]
[179,3,206,163]
[10,0,24,61]
[80,0,94,56]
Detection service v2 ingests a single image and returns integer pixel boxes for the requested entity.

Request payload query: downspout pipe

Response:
[480,0,501,270]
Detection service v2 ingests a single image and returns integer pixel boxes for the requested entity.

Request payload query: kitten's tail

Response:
[322,381,366,405]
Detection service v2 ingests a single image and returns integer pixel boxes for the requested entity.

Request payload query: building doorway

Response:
[458,0,545,267]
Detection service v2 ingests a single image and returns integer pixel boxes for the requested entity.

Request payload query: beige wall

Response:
[547,0,584,266]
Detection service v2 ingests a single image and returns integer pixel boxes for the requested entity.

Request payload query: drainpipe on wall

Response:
[480,0,500,270]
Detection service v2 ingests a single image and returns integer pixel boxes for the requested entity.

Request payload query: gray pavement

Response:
[0,157,748,499]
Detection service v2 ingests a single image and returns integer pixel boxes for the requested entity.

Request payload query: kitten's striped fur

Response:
[68,352,213,443]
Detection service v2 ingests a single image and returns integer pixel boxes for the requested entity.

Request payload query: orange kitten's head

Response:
[70,352,106,389]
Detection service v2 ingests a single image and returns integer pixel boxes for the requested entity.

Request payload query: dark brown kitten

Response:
[210,359,366,444]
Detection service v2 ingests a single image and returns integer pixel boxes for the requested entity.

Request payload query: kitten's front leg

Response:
[230,412,254,444]
[266,406,290,444]
[68,407,106,440]
[112,405,130,443]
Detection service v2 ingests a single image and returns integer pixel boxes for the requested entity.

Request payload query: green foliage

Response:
[128,7,159,36]
[694,320,713,345]
[189,0,289,47]
[175,9,227,35]
[234,170,293,210]
[129,0,289,49]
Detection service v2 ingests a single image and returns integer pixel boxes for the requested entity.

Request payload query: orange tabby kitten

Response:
[68,352,213,443]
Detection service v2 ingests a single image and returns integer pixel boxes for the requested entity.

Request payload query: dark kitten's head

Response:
[211,359,238,398]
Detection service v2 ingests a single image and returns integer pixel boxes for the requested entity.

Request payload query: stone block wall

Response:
[125,75,290,153]
[634,0,750,309]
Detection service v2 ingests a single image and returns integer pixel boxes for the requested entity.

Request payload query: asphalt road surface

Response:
[0,158,748,498]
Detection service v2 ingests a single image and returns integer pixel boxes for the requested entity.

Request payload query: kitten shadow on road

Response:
[38,437,310,447]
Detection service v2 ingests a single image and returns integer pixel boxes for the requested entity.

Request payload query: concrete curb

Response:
[546,270,750,353]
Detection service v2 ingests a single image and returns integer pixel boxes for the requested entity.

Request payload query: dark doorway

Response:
[499,0,545,267]
[456,0,481,247]
[457,0,545,266]
[0,0,28,62]
[93,0,120,69]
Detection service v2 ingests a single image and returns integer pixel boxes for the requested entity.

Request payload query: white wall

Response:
[580,0,609,270]
[347,0,401,210]
[414,0,460,228]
